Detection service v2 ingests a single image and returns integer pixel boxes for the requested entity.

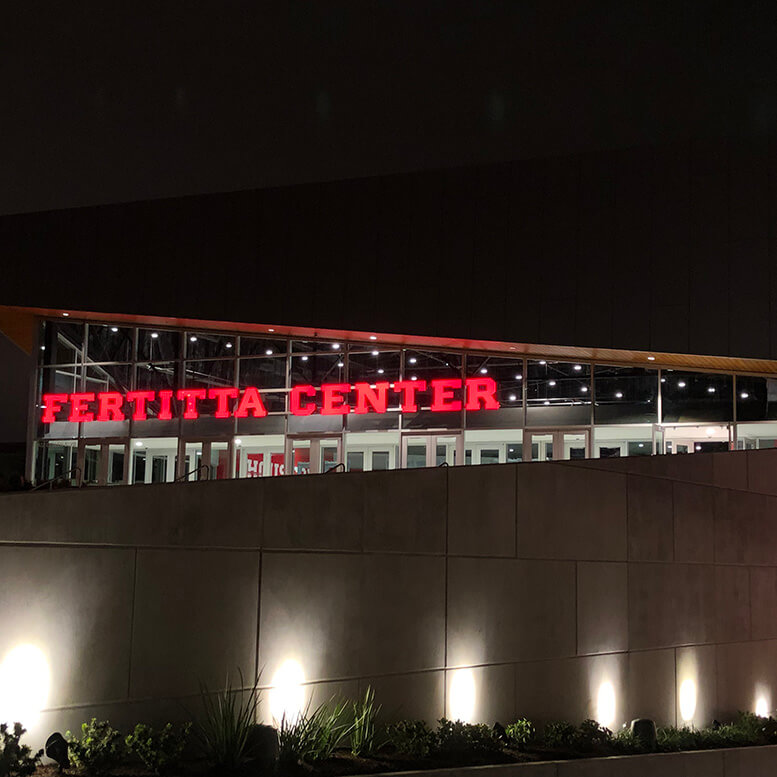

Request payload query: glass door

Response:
[181,440,231,480]
[400,433,463,468]
[523,429,590,461]
[661,424,731,454]
[286,435,343,474]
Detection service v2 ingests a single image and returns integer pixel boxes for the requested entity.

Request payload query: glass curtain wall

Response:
[35,318,772,484]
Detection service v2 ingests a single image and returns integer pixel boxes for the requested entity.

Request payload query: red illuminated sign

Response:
[40,378,500,423]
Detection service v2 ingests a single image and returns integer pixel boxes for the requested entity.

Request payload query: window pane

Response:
[41,321,85,365]
[594,366,658,424]
[661,371,733,423]
[402,350,462,383]
[290,353,344,385]
[87,324,134,362]
[735,376,777,422]
[292,339,343,354]
[240,337,289,357]
[526,360,590,426]
[186,332,236,358]
[138,329,180,362]
[348,351,401,384]
[239,357,287,390]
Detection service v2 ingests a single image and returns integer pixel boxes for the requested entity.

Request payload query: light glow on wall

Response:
[0,644,50,726]
[449,668,476,723]
[596,681,616,728]
[679,678,697,723]
[755,685,771,717]
[269,659,306,724]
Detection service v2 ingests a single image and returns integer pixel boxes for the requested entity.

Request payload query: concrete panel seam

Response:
[126,547,138,700]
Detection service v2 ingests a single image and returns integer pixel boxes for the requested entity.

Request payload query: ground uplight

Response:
[0,644,50,726]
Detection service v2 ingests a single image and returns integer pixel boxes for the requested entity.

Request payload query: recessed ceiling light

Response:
[695,444,701,451]
[40,345,45,351]
[548,380,556,386]
[480,368,488,374]
[62,312,69,317]
[369,335,377,340]
[190,336,197,342]
[268,328,275,332]
[707,386,716,393]
[332,343,340,350]
[377,368,384,374]
[235,438,242,446]
[638,443,644,447]
[515,374,522,380]
[581,386,588,392]
[678,381,686,388]
[574,364,582,371]
[226,342,233,349]
[371,350,379,356]
[135,441,143,447]
[337,361,344,367]
[660,377,666,383]
[408,357,417,364]
[110,326,118,332]
[741,392,749,399]
[615,392,623,398]
[647,356,656,361]
[301,355,309,361]
[509,394,517,401]
[265,348,273,355]
[539,360,546,365]
[543,400,550,405]
[411,376,418,381]
[151,332,159,339]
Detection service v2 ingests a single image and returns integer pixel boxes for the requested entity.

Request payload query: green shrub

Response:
[67,719,125,776]
[0,723,42,777]
[504,718,535,748]
[541,720,576,749]
[434,718,500,757]
[613,727,644,754]
[197,670,262,773]
[385,720,436,759]
[350,686,381,757]
[656,726,700,752]
[125,723,192,775]
[573,719,613,753]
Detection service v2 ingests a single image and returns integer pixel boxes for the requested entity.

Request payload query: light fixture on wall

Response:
[449,668,476,724]
[269,659,306,724]
[756,696,770,717]
[679,678,697,722]
[596,681,616,728]
[0,644,50,726]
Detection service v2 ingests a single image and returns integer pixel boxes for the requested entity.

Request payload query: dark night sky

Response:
[3,2,777,216]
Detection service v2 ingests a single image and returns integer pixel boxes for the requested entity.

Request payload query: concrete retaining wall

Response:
[370,744,777,777]
[1,449,776,748]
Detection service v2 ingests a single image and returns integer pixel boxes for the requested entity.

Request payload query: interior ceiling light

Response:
[480,368,488,374]
[226,342,233,349]
[741,392,749,399]
[409,357,417,364]
[377,368,384,374]
[581,386,588,392]
[707,387,716,393]
[110,326,118,332]
[151,332,159,339]
[301,355,308,361]
[543,400,550,405]
[678,381,686,388]
[539,360,546,365]
[371,350,379,356]
[574,364,582,371]
[548,380,556,386]
[62,312,69,317]
[410,376,418,381]
[337,361,344,367]
[369,335,377,340]
[332,343,340,350]
[268,328,275,332]
[647,356,656,361]
[509,394,517,401]
[265,349,273,355]
[615,392,623,398]
[190,336,197,342]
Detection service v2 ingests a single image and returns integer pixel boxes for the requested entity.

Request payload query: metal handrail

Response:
[325,462,345,473]
[175,463,211,482]
[31,466,82,491]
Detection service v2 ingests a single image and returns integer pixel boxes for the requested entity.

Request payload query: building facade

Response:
[29,312,777,487]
